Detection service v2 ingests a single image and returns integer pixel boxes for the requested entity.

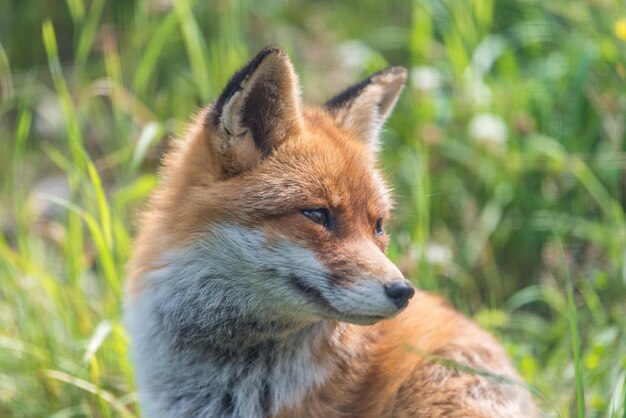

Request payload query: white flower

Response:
[34,94,64,137]
[410,66,441,93]
[471,36,506,76]
[464,70,492,107]
[425,243,453,267]
[468,113,507,148]
[468,78,492,106]
[336,41,373,72]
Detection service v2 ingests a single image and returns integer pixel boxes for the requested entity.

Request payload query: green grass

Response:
[1,0,626,416]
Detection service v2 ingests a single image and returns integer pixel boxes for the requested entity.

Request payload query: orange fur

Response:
[128,107,391,294]
[127,47,537,417]
[277,293,529,417]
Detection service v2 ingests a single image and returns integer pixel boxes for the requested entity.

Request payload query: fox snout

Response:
[370,263,416,314]
[384,281,415,309]
[317,239,416,323]
[372,249,415,309]
[368,253,415,311]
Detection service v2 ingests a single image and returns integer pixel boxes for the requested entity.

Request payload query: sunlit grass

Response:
[1,0,625,416]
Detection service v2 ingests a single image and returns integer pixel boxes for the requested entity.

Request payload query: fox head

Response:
[130,46,413,335]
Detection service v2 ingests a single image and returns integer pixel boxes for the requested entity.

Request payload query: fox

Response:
[125,46,538,418]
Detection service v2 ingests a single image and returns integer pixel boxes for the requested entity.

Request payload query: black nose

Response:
[384,281,415,308]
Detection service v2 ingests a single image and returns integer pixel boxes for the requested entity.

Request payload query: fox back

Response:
[125,47,537,417]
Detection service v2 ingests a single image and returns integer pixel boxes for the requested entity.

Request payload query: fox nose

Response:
[384,281,415,309]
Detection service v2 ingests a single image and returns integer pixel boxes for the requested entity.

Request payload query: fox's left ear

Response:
[325,66,406,151]
[209,46,302,176]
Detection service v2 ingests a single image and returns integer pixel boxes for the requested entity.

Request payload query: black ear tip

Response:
[257,45,287,58]
[387,66,408,74]
[372,66,408,83]
[249,46,288,68]
[325,65,408,109]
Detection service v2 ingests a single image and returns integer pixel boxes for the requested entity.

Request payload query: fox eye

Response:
[302,208,333,229]
[374,218,384,237]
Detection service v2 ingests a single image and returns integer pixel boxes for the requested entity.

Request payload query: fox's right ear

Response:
[208,46,302,176]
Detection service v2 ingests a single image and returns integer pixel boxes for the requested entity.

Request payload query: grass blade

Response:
[174,0,211,101]
[554,226,586,418]
[43,369,135,418]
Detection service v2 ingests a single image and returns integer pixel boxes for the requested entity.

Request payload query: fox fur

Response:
[125,46,538,418]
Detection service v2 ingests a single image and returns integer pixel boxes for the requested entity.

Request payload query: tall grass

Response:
[1,0,625,416]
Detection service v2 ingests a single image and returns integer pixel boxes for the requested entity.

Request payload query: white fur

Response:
[126,224,362,417]
[321,239,405,322]
[326,280,398,319]
[220,89,245,139]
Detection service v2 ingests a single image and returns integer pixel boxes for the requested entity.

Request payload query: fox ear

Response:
[209,46,302,176]
[325,67,406,151]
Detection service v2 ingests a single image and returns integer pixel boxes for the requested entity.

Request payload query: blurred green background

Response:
[1,0,626,416]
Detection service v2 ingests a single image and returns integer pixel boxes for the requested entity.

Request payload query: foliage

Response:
[1,0,625,416]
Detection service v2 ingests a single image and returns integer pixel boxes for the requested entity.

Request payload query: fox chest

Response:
[162,342,334,418]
